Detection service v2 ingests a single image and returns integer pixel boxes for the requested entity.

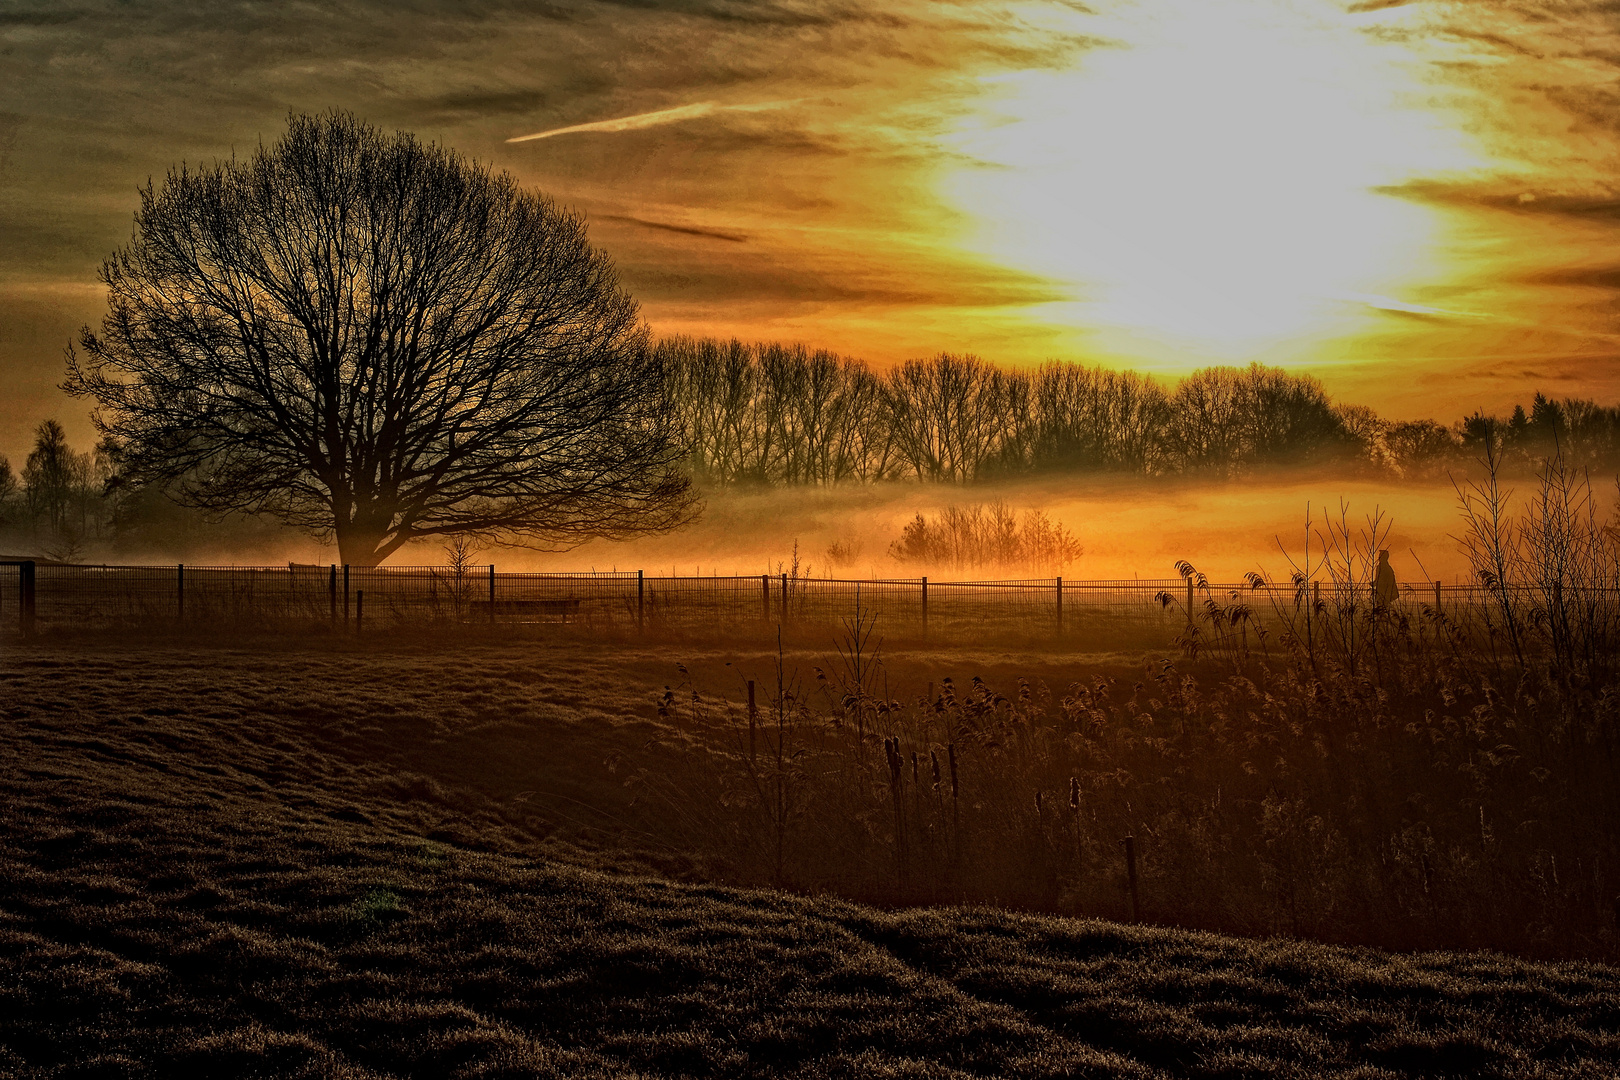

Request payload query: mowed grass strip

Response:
[0,642,1617,1077]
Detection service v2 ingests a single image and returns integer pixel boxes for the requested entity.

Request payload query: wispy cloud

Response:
[1336,291,1472,319]
[507,100,793,143]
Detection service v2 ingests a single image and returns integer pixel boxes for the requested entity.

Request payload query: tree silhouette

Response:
[22,420,76,535]
[66,112,692,565]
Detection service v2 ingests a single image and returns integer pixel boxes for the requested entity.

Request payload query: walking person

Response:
[1375,549,1398,608]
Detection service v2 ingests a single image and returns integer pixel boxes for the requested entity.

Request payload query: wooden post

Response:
[329,565,338,624]
[1122,835,1141,923]
[19,561,35,637]
[1434,580,1442,613]
[1185,578,1194,627]
[343,564,350,626]
[781,572,789,623]
[355,589,364,633]
[762,574,770,621]
[488,564,496,625]
[921,576,929,635]
[747,679,757,763]
[1056,576,1063,632]
[637,569,645,630]
[177,563,185,623]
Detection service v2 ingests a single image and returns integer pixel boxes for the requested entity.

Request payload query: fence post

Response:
[489,564,496,625]
[762,574,770,621]
[637,569,645,630]
[781,572,789,624]
[921,576,928,635]
[1121,835,1141,923]
[177,563,185,623]
[329,565,338,624]
[1056,576,1063,633]
[355,589,364,634]
[1185,577,1194,627]
[747,679,757,763]
[1434,580,1442,613]
[19,561,35,637]
[343,565,350,626]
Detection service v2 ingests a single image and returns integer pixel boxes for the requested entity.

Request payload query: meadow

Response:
[3,630,1619,1076]
[4,452,1619,1074]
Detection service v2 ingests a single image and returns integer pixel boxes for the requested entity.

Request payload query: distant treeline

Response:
[6,341,1620,556]
[0,421,117,558]
[0,420,267,559]
[658,336,1620,486]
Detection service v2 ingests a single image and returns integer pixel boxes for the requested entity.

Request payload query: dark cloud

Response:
[617,259,1064,308]
[1377,182,1620,221]
[1522,266,1620,291]
[601,214,748,242]
[1346,0,1416,12]
[592,0,912,29]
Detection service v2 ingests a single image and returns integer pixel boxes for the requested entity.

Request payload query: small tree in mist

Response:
[66,111,693,566]
[888,502,1081,574]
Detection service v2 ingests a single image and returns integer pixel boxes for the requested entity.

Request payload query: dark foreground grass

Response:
[2,641,1619,1077]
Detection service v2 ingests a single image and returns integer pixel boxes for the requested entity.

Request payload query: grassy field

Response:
[2,634,1619,1077]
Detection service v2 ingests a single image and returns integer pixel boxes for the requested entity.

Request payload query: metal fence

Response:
[0,560,1506,640]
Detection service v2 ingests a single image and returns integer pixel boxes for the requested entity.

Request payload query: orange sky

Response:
[2,0,1618,465]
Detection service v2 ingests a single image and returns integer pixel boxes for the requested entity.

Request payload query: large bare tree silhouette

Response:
[66,112,693,565]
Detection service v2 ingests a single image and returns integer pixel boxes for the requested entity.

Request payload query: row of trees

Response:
[0,421,118,556]
[660,337,1620,486]
[17,349,1615,559]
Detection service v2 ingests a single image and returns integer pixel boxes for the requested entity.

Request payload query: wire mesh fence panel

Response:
[36,564,186,628]
[184,566,332,624]
[1063,580,1186,629]
[485,571,642,627]
[348,565,500,627]
[643,575,780,627]
[785,578,928,627]
[927,578,1062,632]
[0,564,20,637]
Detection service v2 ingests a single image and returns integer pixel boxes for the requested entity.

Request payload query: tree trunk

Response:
[336,522,391,567]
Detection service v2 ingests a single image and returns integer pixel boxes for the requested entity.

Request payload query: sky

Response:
[1,0,1618,465]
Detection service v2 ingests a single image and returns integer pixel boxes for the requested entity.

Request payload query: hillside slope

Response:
[1,642,1617,1077]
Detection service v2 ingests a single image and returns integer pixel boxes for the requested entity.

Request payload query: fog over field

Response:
[67,474,1485,586]
[543,475,1481,584]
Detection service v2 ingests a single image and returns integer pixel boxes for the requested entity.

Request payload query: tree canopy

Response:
[66,112,693,565]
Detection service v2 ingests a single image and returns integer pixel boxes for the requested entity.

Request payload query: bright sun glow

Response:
[942,0,1484,364]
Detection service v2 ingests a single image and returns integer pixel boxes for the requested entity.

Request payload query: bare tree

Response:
[1385,419,1460,480]
[23,419,75,534]
[1164,367,1251,477]
[0,454,17,527]
[886,354,1008,482]
[65,112,693,565]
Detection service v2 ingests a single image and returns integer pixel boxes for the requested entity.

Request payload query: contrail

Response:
[507,100,791,143]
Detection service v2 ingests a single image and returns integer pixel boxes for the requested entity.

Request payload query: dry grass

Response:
[3,635,1620,1076]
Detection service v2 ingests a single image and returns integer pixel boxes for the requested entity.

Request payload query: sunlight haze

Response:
[1,0,1617,460]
